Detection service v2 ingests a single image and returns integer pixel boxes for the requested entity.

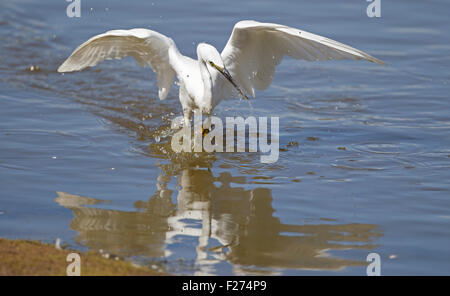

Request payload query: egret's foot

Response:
[202,128,210,137]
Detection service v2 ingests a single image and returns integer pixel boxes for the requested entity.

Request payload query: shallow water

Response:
[1,0,449,275]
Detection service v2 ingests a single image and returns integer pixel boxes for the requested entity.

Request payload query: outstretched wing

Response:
[221,20,384,97]
[58,28,177,100]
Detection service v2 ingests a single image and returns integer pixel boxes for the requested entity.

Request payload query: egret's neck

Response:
[198,60,212,113]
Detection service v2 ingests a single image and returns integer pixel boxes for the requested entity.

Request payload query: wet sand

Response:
[0,238,163,276]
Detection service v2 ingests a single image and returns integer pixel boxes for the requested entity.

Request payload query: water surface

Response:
[0,0,449,275]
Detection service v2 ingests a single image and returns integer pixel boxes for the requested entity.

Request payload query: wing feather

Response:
[221,20,384,97]
[58,28,177,100]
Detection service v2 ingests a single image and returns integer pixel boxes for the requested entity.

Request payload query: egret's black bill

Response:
[212,64,249,101]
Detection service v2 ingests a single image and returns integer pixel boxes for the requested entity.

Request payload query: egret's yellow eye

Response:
[209,61,214,66]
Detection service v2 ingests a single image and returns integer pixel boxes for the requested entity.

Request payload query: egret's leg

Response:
[179,83,192,128]
[183,108,192,128]
[202,115,211,136]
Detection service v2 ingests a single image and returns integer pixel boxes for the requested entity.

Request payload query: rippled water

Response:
[1,0,449,275]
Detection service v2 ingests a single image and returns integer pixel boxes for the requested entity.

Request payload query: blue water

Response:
[0,0,449,275]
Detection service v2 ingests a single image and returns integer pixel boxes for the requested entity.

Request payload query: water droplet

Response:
[27,65,41,72]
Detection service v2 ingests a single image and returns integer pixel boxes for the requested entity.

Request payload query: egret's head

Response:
[197,43,248,101]
[197,43,224,69]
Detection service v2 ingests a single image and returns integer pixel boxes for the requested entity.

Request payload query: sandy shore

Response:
[0,238,164,276]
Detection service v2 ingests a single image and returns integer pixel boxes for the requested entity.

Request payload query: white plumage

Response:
[58,20,384,125]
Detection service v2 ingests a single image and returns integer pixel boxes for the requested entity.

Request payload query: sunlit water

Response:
[0,0,449,275]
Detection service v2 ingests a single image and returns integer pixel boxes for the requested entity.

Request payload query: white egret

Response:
[58,20,384,126]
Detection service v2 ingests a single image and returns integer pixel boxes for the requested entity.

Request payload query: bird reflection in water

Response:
[55,164,382,275]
